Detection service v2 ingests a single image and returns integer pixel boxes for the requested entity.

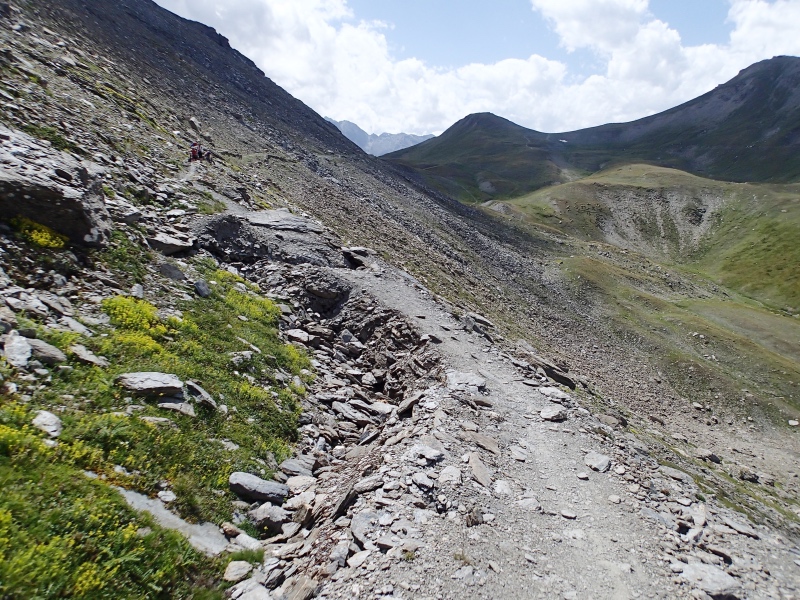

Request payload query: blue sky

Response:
[155,0,800,135]
[345,0,731,72]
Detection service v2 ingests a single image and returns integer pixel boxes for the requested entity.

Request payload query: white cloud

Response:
[154,0,800,135]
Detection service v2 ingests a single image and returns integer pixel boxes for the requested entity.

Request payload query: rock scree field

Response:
[0,1,798,599]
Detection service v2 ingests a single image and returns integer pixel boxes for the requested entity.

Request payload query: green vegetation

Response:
[197,192,227,215]
[20,124,83,155]
[0,263,311,598]
[101,231,152,284]
[0,416,217,599]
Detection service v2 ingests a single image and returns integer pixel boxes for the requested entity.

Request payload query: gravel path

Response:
[324,266,681,599]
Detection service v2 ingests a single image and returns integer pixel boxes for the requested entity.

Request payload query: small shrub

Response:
[10,216,68,249]
[101,296,165,335]
[228,549,264,564]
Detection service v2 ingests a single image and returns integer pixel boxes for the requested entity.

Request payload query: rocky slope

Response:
[325,119,434,157]
[0,1,798,599]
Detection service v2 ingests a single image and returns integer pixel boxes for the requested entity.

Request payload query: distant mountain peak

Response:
[325,118,434,156]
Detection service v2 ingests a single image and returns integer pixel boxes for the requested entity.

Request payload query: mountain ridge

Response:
[325,117,434,156]
[386,55,800,202]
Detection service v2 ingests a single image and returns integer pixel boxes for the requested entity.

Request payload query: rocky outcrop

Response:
[0,125,111,246]
[195,210,347,267]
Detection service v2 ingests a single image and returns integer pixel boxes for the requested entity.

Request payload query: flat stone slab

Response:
[680,563,741,599]
[70,343,109,368]
[584,451,611,473]
[118,487,227,555]
[468,452,492,487]
[461,431,501,455]
[116,372,183,396]
[541,406,568,422]
[246,209,324,233]
[27,338,67,365]
[3,332,31,367]
[229,472,289,505]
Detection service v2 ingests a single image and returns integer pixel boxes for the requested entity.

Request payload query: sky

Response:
[153,0,800,135]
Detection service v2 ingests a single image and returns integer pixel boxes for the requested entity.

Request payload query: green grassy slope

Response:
[502,164,800,311]
[386,113,571,203]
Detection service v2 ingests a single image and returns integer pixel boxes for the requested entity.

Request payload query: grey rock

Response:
[194,280,211,298]
[722,516,759,539]
[694,448,721,463]
[118,488,227,555]
[329,541,350,567]
[516,497,542,512]
[59,317,93,336]
[228,578,271,600]
[396,390,423,415]
[26,338,67,366]
[493,480,512,496]
[347,549,371,569]
[411,472,434,490]
[438,466,462,485]
[354,474,383,494]
[0,124,111,246]
[540,406,568,422]
[148,233,194,255]
[461,431,501,455]
[350,510,378,547]
[116,372,183,396]
[641,507,677,530]
[229,472,290,505]
[196,213,346,267]
[158,262,186,281]
[185,381,216,408]
[157,490,176,503]
[468,452,492,487]
[32,410,62,437]
[130,284,145,299]
[446,371,486,390]
[279,458,312,478]
[223,560,253,583]
[408,444,444,463]
[331,401,372,426]
[3,331,31,367]
[249,503,289,534]
[281,575,318,600]
[70,344,109,368]
[680,563,741,599]
[157,402,196,417]
[659,465,691,483]
[584,451,611,473]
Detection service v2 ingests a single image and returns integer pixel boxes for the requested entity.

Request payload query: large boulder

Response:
[195,210,346,267]
[0,125,111,246]
[229,472,289,505]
